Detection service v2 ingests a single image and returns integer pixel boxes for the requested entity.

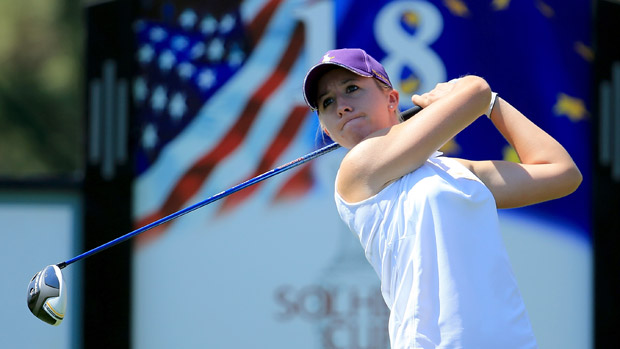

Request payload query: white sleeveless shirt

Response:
[334,154,537,348]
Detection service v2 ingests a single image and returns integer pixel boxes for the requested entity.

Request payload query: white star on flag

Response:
[219,14,236,33]
[158,50,176,71]
[133,76,148,103]
[149,26,168,42]
[138,44,155,64]
[169,93,187,121]
[177,62,196,80]
[151,85,168,112]
[200,15,218,35]
[142,123,158,150]
[207,38,225,61]
[190,42,206,60]
[228,47,245,67]
[171,35,190,52]
[179,9,197,29]
[197,69,216,90]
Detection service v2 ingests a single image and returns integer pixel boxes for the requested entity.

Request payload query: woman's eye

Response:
[322,97,334,109]
[346,85,359,93]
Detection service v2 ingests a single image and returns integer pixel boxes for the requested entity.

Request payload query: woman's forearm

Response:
[488,96,582,195]
[489,97,572,166]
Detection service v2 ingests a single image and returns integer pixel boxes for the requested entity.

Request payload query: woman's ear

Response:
[388,88,400,109]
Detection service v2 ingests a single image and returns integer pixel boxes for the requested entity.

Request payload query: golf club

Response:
[27,105,422,325]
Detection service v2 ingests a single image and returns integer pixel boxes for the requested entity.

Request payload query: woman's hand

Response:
[410,78,460,108]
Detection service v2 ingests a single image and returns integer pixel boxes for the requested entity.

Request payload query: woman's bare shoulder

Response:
[335,135,395,203]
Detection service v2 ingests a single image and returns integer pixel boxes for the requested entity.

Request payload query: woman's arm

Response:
[337,75,491,202]
[457,97,582,208]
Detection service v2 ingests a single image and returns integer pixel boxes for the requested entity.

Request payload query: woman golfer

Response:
[302,48,582,348]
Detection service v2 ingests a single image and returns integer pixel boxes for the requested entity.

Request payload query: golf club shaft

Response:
[57,105,422,269]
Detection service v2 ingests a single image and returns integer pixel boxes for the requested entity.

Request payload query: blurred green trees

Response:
[0,0,84,178]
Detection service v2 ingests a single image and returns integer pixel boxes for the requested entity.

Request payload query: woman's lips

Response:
[341,115,363,130]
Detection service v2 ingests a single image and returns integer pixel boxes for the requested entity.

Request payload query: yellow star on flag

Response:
[574,41,594,62]
[536,0,555,18]
[492,0,510,11]
[440,138,461,155]
[400,76,421,95]
[553,93,589,122]
[444,0,470,17]
[503,145,520,163]
[403,11,421,27]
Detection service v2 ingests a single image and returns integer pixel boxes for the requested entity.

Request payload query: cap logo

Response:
[322,54,335,63]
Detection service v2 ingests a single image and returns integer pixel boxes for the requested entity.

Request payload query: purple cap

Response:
[302,48,392,110]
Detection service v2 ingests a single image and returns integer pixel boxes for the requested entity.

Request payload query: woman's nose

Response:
[337,102,352,117]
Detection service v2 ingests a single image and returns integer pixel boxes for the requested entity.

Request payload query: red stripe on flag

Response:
[217,104,309,214]
[247,0,283,47]
[274,162,315,201]
[136,24,305,246]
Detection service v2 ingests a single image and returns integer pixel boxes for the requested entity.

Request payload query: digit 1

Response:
[295,0,336,63]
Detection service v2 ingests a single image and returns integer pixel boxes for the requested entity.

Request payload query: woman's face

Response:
[316,68,399,149]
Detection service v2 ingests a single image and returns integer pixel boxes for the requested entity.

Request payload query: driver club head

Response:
[27,265,67,326]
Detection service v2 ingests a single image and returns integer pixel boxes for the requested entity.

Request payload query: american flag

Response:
[132,0,324,245]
